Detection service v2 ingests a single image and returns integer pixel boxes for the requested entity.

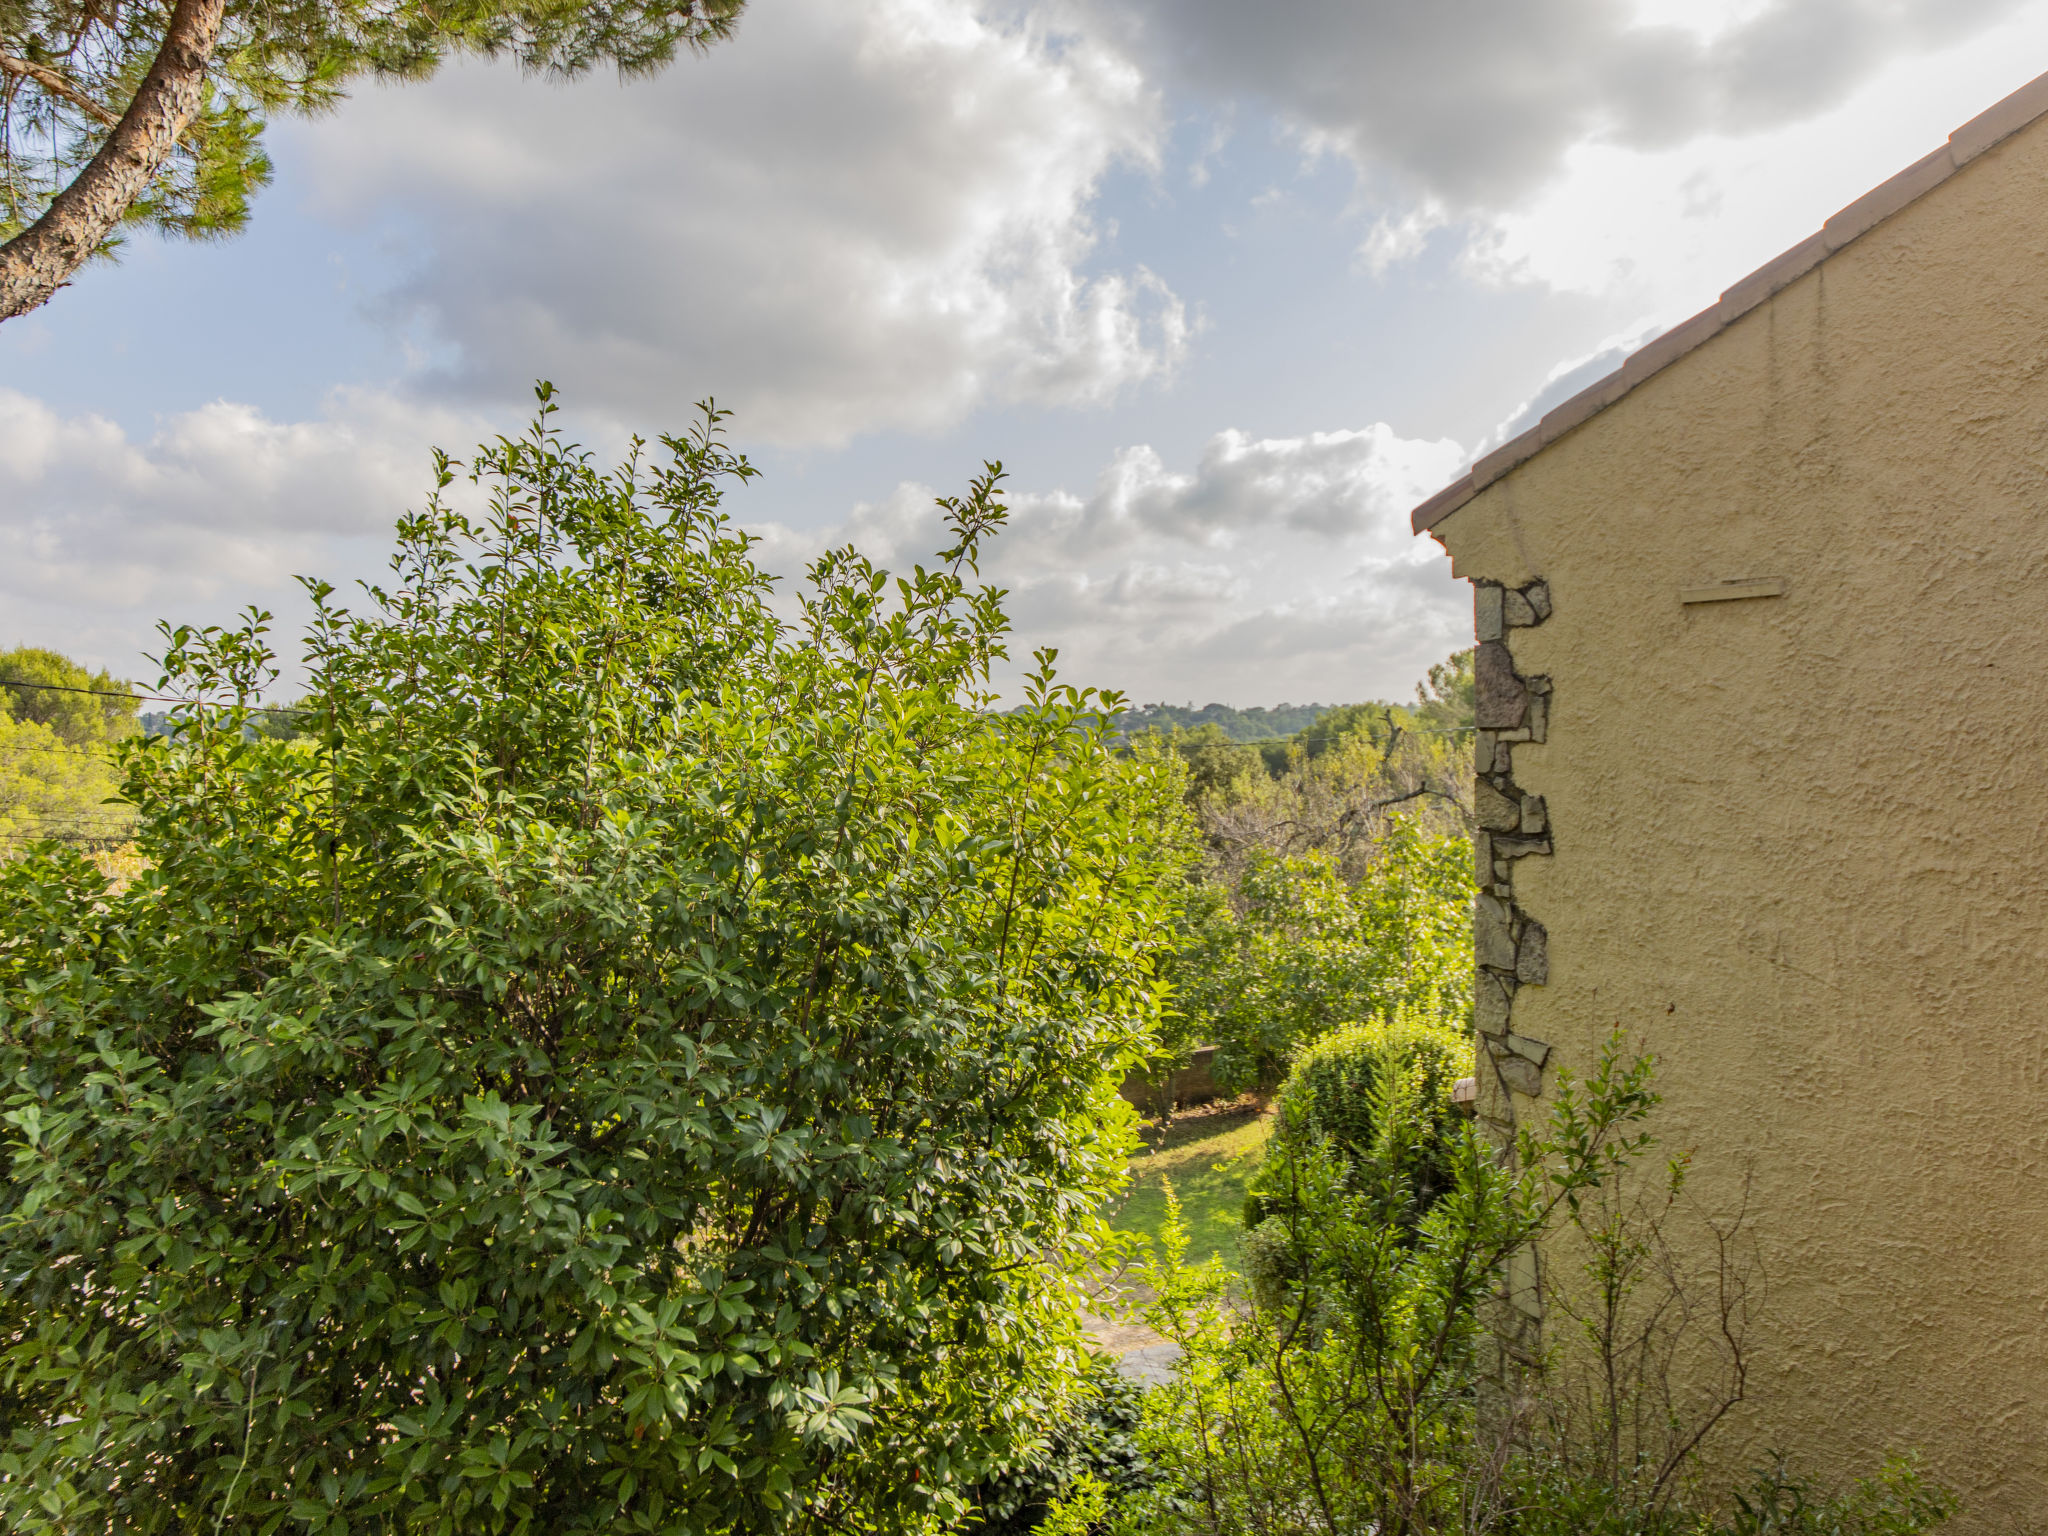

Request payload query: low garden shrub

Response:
[1240,1012,1471,1303]
[1087,1038,1957,1536]
[1259,1010,1471,1189]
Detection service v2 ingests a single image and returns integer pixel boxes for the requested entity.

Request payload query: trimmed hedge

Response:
[1245,1012,1472,1230]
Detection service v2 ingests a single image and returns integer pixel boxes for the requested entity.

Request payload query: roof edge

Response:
[1410,68,2048,536]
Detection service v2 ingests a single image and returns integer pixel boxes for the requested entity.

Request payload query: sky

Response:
[7,0,2048,707]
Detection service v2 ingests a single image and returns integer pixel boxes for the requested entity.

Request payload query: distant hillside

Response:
[1108,700,1342,743]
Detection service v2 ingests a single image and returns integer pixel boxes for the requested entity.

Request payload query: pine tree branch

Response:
[0,50,120,128]
[0,0,226,321]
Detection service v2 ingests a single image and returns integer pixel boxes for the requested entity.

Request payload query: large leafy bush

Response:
[0,395,1183,1533]
[1267,1013,1471,1169]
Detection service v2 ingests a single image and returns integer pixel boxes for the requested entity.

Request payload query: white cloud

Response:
[1076,0,2024,208]
[2,385,1472,705]
[295,0,1185,448]
[749,422,1471,705]
[0,388,478,675]
[1453,7,2048,349]
[1088,425,1465,540]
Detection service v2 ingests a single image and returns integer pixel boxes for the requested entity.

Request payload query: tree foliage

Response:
[0,647,140,744]
[0,391,1184,1532]
[0,647,137,851]
[1129,654,1474,1090]
[0,0,742,317]
[1190,651,1472,884]
[1163,820,1473,1092]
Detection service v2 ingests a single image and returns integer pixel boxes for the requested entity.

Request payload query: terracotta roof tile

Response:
[1536,369,1629,443]
[1950,69,2048,164]
[1471,434,1541,489]
[1715,230,1828,321]
[1408,473,1476,533]
[1620,303,1725,388]
[1821,144,1955,252]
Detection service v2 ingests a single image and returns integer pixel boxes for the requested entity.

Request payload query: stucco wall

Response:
[1430,115,2048,1531]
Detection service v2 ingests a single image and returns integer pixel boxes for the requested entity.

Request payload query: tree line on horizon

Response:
[1108,700,1337,744]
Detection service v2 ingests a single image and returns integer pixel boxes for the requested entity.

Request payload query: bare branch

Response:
[0,50,120,127]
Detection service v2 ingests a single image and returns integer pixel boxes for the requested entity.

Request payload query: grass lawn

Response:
[1108,1103,1273,1275]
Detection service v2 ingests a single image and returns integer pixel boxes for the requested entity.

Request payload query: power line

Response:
[0,737,126,760]
[0,752,110,767]
[3,811,131,820]
[6,824,134,835]
[2,816,134,830]
[0,678,300,716]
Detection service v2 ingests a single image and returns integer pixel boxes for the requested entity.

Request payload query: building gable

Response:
[1409,68,2048,537]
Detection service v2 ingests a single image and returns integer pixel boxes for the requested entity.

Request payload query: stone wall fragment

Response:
[1476,583,1505,642]
[1494,1051,1543,1098]
[1476,893,1518,971]
[1475,777,1522,831]
[1476,971,1514,1036]
[1466,573,1556,1393]
[1475,640,1528,728]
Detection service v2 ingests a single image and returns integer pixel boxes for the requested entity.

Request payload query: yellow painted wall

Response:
[1431,116,2048,1531]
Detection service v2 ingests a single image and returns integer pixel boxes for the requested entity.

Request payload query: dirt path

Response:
[1079,1098,1275,1383]
[1083,1310,1181,1384]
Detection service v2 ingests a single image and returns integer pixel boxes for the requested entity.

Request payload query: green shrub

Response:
[0,394,1185,1534]
[1244,1011,1472,1224]
[1239,1015,1472,1306]
[1721,1455,1957,1536]
[965,1353,1166,1535]
[1274,1012,1471,1158]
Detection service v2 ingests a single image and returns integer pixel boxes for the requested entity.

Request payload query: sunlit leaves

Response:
[0,391,1181,1533]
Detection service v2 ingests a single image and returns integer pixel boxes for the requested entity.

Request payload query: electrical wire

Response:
[0,678,300,715]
